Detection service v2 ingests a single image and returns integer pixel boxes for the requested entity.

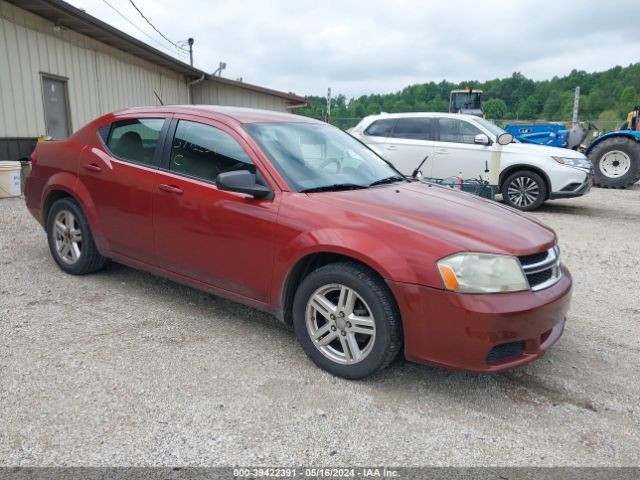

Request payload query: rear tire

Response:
[46,197,107,275]
[501,170,547,211]
[588,136,640,188]
[292,262,402,379]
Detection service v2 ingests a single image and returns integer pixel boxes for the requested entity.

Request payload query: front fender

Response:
[586,131,640,155]
[271,228,418,310]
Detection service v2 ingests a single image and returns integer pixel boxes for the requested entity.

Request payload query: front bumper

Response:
[549,171,592,199]
[387,266,572,372]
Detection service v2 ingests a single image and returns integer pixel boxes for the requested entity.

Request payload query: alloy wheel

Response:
[53,210,83,264]
[507,176,540,208]
[305,283,376,365]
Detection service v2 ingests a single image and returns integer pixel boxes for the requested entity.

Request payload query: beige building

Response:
[0,0,306,160]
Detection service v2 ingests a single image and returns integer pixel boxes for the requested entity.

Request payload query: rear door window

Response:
[364,119,396,137]
[391,118,434,141]
[105,118,165,166]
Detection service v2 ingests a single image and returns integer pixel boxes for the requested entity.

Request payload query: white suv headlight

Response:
[552,156,592,169]
[437,253,529,294]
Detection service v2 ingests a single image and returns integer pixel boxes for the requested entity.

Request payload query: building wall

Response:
[192,81,292,112]
[0,0,189,139]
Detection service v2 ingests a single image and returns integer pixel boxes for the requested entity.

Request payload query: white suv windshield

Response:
[244,122,404,192]
[474,117,507,139]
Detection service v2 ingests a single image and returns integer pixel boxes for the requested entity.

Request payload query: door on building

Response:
[41,76,71,139]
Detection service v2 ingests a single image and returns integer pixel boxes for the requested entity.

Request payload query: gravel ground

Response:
[1,186,639,467]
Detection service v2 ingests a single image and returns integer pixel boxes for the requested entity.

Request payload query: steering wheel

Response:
[319,157,341,173]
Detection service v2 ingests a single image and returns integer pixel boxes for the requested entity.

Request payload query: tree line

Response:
[297,63,640,130]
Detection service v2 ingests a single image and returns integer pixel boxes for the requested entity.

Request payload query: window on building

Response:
[105,118,165,165]
[170,120,254,183]
[438,118,482,144]
[391,118,434,141]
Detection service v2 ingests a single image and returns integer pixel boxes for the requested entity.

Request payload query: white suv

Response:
[350,112,592,211]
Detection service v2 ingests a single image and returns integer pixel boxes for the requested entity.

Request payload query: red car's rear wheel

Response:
[46,197,107,275]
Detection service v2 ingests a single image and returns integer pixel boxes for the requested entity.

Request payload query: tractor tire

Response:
[588,136,640,189]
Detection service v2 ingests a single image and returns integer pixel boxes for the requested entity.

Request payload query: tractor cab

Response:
[449,89,483,117]
[621,106,640,131]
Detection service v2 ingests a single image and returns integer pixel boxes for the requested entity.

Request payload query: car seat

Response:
[115,131,144,163]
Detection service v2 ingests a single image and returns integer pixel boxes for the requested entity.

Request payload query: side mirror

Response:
[216,170,271,199]
[474,133,490,145]
[497,132,514,146]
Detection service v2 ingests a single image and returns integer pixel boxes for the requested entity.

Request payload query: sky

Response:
[67,0,640,98]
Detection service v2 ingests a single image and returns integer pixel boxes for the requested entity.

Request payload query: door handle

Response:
[82,163,102,172]
[159,184,184,195]
[386,145,399,150]
[435,149,449,155]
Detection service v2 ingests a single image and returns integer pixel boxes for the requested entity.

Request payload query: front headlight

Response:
[552,156,592,169]
[437,253,529,294]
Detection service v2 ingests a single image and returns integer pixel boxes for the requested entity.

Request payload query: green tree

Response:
[365,103,381,115]
[483,99,508,119]
[299,63,640,125]
[543,91,563,120]
[598,110,622,132]
[516,96,539,120]
[618,86,638,116]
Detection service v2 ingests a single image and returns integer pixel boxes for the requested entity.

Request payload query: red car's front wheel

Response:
[292,262,402,379]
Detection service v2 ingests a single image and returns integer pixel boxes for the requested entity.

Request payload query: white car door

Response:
[380,117,436,176]
[431,117,492,181]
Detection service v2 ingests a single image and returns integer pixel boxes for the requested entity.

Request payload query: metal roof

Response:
[6,0,307,105]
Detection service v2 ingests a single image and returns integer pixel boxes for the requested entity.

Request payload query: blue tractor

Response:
[585,108,640,188]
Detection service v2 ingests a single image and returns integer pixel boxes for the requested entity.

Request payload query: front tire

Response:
[588,137,640,188]
[501,170,547,211]
[292,262,402,379]
[46,197,107,275]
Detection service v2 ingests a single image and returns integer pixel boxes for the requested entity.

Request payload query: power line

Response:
[101,0,186,58]
[127,0,188,53]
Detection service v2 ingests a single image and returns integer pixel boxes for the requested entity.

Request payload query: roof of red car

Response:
[113,105,320,125]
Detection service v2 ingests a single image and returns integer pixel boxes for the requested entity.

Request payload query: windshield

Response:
[244,122,404,192]
[474,117,506,138]
[452,93,482,111]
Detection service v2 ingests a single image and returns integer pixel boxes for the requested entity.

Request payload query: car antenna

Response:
[411,155,429,179]
[154,90,164,106]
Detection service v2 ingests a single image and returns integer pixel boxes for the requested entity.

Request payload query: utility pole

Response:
[326,87,332,123]
[187,38,194,66]
[572,86,580,126]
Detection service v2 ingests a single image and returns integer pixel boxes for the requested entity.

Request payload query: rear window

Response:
[105,118,165,166]
[364,119,396,137]
[391,118,434,141]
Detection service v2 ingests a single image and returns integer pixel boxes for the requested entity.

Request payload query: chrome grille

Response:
[519,246,561,291]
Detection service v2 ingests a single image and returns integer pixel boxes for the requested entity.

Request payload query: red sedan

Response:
[25,106,572,379]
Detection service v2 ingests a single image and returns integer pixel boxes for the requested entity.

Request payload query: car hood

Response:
[502,142,586,159]
[309,181,556,256]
